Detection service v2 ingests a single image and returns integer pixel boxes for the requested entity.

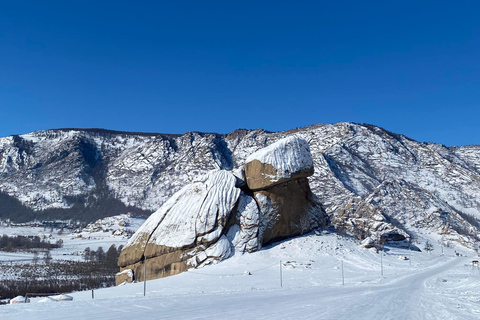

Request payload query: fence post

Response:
[409,244,412,266]
[144,255,147,296]
[279,260,283,288]
[92,289,94,299]
[380,252,383,277]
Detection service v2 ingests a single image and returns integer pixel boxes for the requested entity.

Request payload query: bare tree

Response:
[44,250,52,264]
[32,251,39,266]
[96,246,105,262]
[83,247,91,262]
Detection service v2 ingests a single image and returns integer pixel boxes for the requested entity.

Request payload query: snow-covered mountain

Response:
[0,123,479,247]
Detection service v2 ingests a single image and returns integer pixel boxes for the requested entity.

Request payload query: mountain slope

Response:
[0,123,479,247]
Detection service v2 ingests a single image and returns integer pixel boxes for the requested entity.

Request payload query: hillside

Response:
[0,123,479,247]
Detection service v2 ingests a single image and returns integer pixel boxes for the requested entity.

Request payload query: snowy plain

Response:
[2,228,480,320]
[0,214,145,264]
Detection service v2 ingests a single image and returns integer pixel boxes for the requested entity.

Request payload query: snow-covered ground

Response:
[2,231,479,319]
[0,214,146,263]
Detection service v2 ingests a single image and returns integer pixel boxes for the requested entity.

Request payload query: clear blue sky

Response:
[0,1,479,146]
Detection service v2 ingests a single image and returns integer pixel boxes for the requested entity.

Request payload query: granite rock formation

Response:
[116,137,326,284]
[244,137,326,244]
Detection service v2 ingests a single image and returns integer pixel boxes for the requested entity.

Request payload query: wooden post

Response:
[92,289,94,299]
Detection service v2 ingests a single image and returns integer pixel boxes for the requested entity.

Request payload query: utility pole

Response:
[143,256,147,296]
[408,241,411,266]
[380,251,383,277]
[280,260,283,288]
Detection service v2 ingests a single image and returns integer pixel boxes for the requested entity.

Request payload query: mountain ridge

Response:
[1,122,479,248]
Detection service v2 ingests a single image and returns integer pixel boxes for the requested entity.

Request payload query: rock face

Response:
[115,269,134,285]
[244,136,314,190]
[243,137,325,244]
[116,137,326,283]
[117,170,241,281]
[253,178,324,244]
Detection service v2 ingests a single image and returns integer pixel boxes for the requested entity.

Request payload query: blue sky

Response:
[0,1,479,146]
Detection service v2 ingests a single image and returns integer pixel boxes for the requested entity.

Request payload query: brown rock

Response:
[117,170,239,284]
[245,159,314,191]
[254,178,327,245]
[117,247,191,284]
[115,269,134,285]
[117,232,150,268]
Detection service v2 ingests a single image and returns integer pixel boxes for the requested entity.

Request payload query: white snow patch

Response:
[246,136,313,181]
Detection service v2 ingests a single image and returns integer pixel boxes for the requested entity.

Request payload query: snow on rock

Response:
[232,167,247,187]
[118,170,241,281]
[227,193,260,253]
[361,237,375,248]
[203,235,233,262]
[115,269,134,285]
[245,136,314,190]
[117,137,327,283]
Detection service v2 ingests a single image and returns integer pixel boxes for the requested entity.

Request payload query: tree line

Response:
[0,244,123,301]
[0,234,61,252]
[0,191,152,223]
[82,244,123,268]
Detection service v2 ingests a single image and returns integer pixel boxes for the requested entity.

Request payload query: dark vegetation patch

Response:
[0,244,122,301]
[0,235,61,252]
[0,191,152,223]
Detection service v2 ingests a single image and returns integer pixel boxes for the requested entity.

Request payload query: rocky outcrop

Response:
[117,170,241,280]
[116,137,326,283]
[244,136,314,190]
[243,137,326,244]
[115,269,134,285]
[253,178,325,244]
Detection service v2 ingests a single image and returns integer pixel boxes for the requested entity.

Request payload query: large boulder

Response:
[227,193,261,253]
[253,178,326,244]
[244,136,314,190]
[243,136,326,244]
[117,136,327,284]
[117,170,241,280]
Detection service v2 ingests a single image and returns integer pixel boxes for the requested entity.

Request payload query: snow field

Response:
[0,215,145,264]
[3,232,479,319]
